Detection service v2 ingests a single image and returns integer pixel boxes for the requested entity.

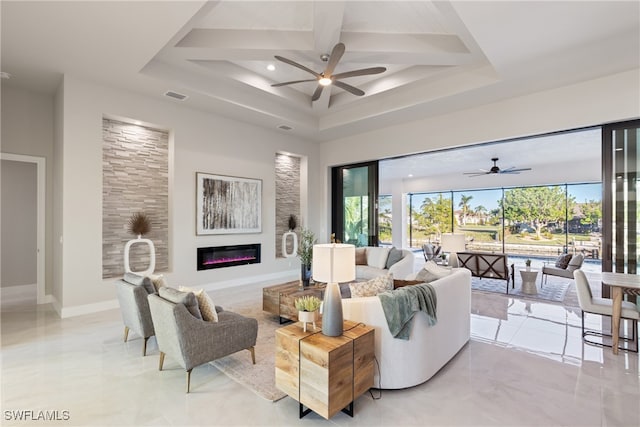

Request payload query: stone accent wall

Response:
[102,118,169,278]
[275,154,301,258]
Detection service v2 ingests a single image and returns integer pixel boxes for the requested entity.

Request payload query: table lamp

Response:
[440,233,466,268]
[312,243,355,336]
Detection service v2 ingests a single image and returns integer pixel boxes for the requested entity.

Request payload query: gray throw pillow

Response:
[385,247,404,269]
[158,287,203,320]
[555,254,572,269]
[122,272,155,295]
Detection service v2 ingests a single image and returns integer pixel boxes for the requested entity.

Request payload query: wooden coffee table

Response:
[263,281,325,323]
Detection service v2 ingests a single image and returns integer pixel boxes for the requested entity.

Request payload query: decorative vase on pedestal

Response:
[124,235,156,276]
[282,230,298,258]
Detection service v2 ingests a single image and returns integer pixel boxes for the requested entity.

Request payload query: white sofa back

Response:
[342,268,471,389]
[356,248,415,281]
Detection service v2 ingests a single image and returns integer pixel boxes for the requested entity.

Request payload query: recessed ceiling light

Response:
[267,64,275,71]
[408,174,413,177]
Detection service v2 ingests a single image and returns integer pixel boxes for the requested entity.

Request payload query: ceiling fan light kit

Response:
[464,157,532,177]
[271,42,386,102]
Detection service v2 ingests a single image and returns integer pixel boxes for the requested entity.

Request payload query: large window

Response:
[407,184,602,259]
[378,195,392,245]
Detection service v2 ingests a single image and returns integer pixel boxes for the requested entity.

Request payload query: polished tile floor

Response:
[1,274,639,426]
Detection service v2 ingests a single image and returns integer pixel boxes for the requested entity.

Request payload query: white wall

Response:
[319,69,640,244]
[53,76,319,316]
[1,85,54,295]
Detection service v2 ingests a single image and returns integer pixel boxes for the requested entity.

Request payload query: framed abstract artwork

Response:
[196,173,262,235]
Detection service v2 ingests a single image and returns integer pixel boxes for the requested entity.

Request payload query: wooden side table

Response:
[263,281,324,323]
[275,320,375,419]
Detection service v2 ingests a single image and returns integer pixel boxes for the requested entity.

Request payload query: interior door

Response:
[331,162,378,247]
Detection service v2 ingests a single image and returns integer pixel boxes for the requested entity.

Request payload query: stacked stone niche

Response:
[102,118,169,278]
[275,153,301,258]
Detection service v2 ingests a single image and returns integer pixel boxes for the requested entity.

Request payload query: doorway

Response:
[0,153,46,304]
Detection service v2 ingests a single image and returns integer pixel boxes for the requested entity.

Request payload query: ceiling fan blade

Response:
[333,80,365,96]
[464,172,490,177]
[332,67,387,80]
[324,43,345,76]
[274,56,320,77]
[501,167,532,174]
[311,85,324,102]
[271,79,317,87]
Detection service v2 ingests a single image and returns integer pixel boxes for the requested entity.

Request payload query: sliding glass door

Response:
[603,120,640,281]
[332,162,378,246]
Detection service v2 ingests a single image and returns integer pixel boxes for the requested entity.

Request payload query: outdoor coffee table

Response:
[519,269,539,295]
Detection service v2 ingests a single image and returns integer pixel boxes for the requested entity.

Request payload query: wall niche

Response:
[102,118,169,278]
[275,153,301,258]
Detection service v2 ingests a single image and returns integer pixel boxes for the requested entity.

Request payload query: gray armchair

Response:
[148,293,258,393]
[115,275,156,356]
[541,253,584,285]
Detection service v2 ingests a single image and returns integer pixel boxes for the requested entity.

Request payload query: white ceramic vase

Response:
[124,235,156,276]
[281,230,298,258]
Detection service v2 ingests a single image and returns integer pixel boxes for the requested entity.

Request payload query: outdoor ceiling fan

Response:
[464,157,532,177]
[271,42,386,101]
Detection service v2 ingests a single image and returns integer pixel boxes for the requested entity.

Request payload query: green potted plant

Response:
[295,295,321,332]
[297,228,316,287]
[525,258,532,270]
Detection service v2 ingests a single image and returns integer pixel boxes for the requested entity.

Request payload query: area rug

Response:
[471,276,570,303]
[210,302,286,402]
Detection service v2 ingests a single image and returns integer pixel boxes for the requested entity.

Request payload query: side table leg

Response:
[299,403,312,419]
[341,401,354,417]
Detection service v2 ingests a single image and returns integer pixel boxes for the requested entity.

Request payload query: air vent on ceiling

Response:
[277,124,293,131]
[164,91,188,101]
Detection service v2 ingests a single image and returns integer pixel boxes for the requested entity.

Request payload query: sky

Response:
[404,183,602,212]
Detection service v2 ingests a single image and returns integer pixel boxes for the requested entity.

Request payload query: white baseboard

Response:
[50,270,299,318]
[0,283,37,296]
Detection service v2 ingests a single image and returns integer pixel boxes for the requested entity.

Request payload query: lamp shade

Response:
[440,233,466,253]
[312,244,355,284]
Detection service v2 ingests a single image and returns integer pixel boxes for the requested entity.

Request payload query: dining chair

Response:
[574,269,639,352]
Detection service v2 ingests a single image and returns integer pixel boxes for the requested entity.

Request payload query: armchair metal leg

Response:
[123,326,129,342]
[186,369,192,393]
[159,352,165,371]
[248,346,256,364]
[143,337,149,356]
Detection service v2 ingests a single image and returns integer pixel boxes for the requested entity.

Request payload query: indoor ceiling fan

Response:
[464,157,532,177]
[271,42,386,101]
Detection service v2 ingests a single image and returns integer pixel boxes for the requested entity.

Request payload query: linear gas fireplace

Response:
[197,244,261,271]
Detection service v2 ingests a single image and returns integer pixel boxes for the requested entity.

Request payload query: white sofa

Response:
[342,268,471,389]
[356,247,415,280]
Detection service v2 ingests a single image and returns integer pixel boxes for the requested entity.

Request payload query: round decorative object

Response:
[124,236,156,276]
[298,310,318,333]
[282,231,298,258]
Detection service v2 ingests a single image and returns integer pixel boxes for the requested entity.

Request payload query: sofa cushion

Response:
[393,279,424,289]
[554,254,572,269]
[123,272,155,295]
[355,248,367,265]
[385,247,404,269]
[415,261,452,283]
[566,253,584,272]
[367,247,391,269]
[150,274,167,293]
[179,286,218,322]
[356,265,389,281]
[350,274,393,298]
[159,287,203,320]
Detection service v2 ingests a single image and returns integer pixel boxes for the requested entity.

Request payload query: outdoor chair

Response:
[541,253,584,286]
[422,243,441,262]
[574,269,638,352]
[148,290,258,393]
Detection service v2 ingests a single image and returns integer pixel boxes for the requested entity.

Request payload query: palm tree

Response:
[458,195,473,226]
[474,205,487,224]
